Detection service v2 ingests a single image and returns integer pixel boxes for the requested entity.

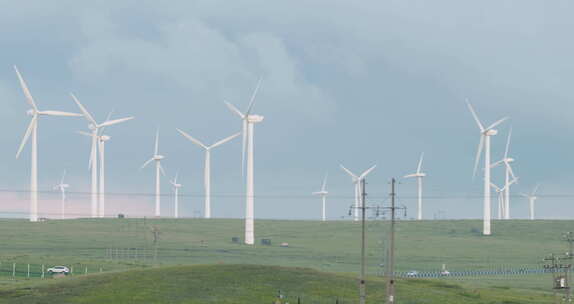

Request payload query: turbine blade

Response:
[473,135,484,179]
[141,158,154,169]
[70,93,97,125]
[504,128,512,158]
[60,170,67,185]
[506,162,517,180]
[174,171,179,184]
[155,129,160,155]
[416,152,424,173]
[490,160,504,168]
[403,174,417,179]
[76,131,93,137]
[466,100,484,132]
[16,116,36,158]
[321,173,328,192]
[98,116,134,128]
[532,183,540,196]
[14,66,38,111]
[99,109,115,135]
[359,165,377,180]
[159,162,166,176]
[210,132,241,149]
[176,129,207,149]
[224,101,245,118]
[486,117,509,131]
[339,165,358,180]
[245,77,262,116]
[40,110,82,117]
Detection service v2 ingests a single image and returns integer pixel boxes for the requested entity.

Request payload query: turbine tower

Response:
[491,129,517,220]
[225,78,263,245]
[72,95,133,218]
[142,129,165,217]
[14,66,81,222]
[177,129,240,219]
[467,101,508,235]
[340,165,376,221]
[53,170,69,220]
[170,172,182,218]
[404,153,426,220]
[312,174,329,222]
[521,184,539,220]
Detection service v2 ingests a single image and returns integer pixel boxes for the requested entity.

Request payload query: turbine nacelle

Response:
[505,157,515,163]
[153,155,164,161]
[247,115,264,123]
[484,129,498,136]
[100,135,111,141]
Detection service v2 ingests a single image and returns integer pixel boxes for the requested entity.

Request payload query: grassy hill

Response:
[0,218,570,290]
[0,264,555,303]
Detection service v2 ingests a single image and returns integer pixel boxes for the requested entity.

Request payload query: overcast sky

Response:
[0,1,573,220]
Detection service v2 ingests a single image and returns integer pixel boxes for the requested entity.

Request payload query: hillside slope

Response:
[0,264,554,303]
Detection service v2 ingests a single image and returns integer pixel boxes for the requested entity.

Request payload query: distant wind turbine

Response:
[14,66,82,222]
[170,172,182,218]
[404,153,426,220]
[72,95,133,218]
[224,78,264,245]
[53,170,70,220]
[521,184,540,220]
[490,178,518,220]
[467,101,508,235]
[491,129,517,220]
[340,165,376,221]
[312,174,329,222]
[142,129,166,217]
[177,129,240,219]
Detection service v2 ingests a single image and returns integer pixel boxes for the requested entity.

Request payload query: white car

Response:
[440,270,450,276]
[406,270,419,277]
[47,266,69,274]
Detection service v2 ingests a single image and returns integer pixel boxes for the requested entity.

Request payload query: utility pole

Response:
[359,179,366,304]
[563,232,574,302]
[386,177,397,304]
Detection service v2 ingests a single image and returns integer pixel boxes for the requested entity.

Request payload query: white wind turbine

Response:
[491,129,517,220]
[490,178,517,220]
[170,172,182,218]
[176,129,241,219]
[14,66,82,222]
[521,184,540,220]
[312,174,329,222]
[225,78,264,245]
[340,165,377,221]
[142,130,166,217]
[467,101,508,235]
[404,153,426,220]
[53,170,70,220]
[72,95,133,218]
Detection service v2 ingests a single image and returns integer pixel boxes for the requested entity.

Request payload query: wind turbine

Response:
[404,153,426,220]
[53,170,70,220]
[312,174,329,222]
[170,172,182,218]
[224,78,263,245]
[490,178,517,220]
[72,95,133,218]
[467,101,508,235]
[176,129,240,219]
[521,184,540,220]
[491,129,517,220]
[14,66,82,222]
[340,165,377,221]
[142,129,166,217]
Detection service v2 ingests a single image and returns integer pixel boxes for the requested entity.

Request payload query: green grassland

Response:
[0,218,570,297]
[0,264,556,303]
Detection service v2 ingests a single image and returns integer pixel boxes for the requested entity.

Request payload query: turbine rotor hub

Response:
[485,129,498,136]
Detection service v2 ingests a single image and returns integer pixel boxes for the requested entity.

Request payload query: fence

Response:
[0,262,104,279]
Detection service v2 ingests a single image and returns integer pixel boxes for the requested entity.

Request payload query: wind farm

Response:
[1,2,573,303]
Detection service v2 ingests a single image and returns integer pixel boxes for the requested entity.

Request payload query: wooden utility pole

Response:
[359,179,367,304]
[386,178,397,304]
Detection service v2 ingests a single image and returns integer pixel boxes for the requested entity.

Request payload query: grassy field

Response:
[0,264,557,303]
[0,218,570,292]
